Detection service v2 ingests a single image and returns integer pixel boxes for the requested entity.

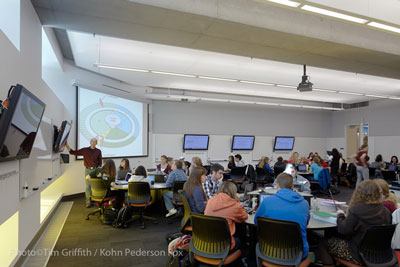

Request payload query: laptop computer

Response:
[388,164,397,171]
[297,164,307,172]
[117,170,129,180]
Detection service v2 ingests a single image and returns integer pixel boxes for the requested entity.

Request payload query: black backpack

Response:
[101,207,118,225]
[113,206,132,228]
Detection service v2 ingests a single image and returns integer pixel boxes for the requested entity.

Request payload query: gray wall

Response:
[152,100,332,137]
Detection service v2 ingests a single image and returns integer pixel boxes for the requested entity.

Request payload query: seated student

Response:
[258,156,274,174]
[128,165,151,185]
[86,159,124,210]
[375,178,398,213]
[310,156,323,181]
[370,154,384,178]
[157,155,172,174]
[307,152,314,162]
[317,180,392,265]
[227,155,236,171]
[234,154,245,167]
[255,173,310,261]
[118,158,131,172]
[183,161,191,176]
[163,160,188,217]
[205,182,248,253]
[288,151,300,165]
[273,156,286,173]
[167,157,174,168]
[387,155,399,170]
[203,163,224,200]
[183,166,207,214]
[189,156,203,174]
[281,164,311,194]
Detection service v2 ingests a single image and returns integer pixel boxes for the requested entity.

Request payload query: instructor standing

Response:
[66,138,102,207]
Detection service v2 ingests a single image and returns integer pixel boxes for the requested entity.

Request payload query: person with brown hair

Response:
[258,156,274,174]
[255,173,310,261]
[119,158,131,172]
[310,156,323,181]
[189,156,203,174]
[157,155,172,174]
[86,159,123,210]
[375,178,398,213]
[352,144,369,187]
[183,166,207,214]
[317,180,392,265]
[128,165,151,185]
[227,155,236,171]
[205,182,248,252]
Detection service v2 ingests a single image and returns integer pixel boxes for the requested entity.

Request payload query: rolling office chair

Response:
[128,182,158,229]
[167,181,186,223]
[86,178,116,221]
[255,167,274,187]
[230,166,247,191]
[334,224,397,267]
[368,167,377,179]
[179,193,192,233]
[256,217,310,267]
[189,213,242,266]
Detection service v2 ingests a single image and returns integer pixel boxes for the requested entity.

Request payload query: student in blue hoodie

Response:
[254,173,310,260]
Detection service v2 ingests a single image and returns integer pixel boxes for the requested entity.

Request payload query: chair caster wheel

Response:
[86,217,89,220]
[141,225,145,229]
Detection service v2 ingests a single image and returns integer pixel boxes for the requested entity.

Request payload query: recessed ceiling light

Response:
[313,88,338,93]
[338,91,364,96]
[267,0,301,8]
[239,80,275,86]
[301,5,368,24]
[151,71,196,78]
[197,76,238,82]
[367,22,400,34]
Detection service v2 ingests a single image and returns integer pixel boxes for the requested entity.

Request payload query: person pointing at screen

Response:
[66,138,102,208]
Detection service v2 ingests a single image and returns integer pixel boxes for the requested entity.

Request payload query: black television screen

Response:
[0,84,46,162]
[232,135,255,150]
[183,134,209,150]
[273,136,295,151]
[54,120,72,153]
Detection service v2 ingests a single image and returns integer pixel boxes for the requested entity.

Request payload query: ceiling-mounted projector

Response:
[297,65,313,92]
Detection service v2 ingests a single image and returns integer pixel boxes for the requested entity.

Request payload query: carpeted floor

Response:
[47,185,355,267]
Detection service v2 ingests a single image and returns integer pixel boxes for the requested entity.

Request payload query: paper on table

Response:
[312,210,337,224]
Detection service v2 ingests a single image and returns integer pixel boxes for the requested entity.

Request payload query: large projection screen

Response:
[77,87,148,158]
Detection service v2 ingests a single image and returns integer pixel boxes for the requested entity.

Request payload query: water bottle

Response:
[311,197,317,211]
[252,197,257,210]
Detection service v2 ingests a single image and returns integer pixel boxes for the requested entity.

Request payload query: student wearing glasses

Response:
[203,163,224,200]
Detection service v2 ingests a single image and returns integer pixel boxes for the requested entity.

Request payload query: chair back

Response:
[256,217,303,266]
[359,224,397,267]
[172,181,186,200]
[317,168,331,191]
[274,164,286,177]
[340,162,348,173]
[128,182,151,204]
[382,171,397,182]
[369,167,376,178]
[247,164,256,182]
[230,166,247,180]
[179,193,192,231]
[256,167,267,181]
[88,179,108,200]
[190,213,231,260]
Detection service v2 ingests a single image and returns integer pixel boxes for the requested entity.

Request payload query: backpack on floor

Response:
[166,235,191,267]
[101,207,118,225]
[113,206,132,228]
[166,231,184,244]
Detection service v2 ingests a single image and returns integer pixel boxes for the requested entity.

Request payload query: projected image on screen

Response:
[274,136,295,151]
[78,88,148,158]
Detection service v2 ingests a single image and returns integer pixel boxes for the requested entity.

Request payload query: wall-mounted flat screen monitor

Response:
[0,84,46,162]
[53,120,72,153]
[232,135,255,150]
[183,134,209,150]
[273,136,295,151]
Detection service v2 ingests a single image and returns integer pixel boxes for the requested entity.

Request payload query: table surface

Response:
[245,198,339,229]
[248,188,313,197]
[113,182,168,190]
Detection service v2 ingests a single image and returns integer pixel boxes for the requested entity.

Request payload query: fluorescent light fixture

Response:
[279,103,302,108]
[267,0,301,8]
[322,107,343,111]
[276,84,297,89]
[255,102,280,106]
[338,91,364,96]
[368,22,400,34]
[301,5,368,24]
[168,95,199,100]
[197,76,238,82]
[388,96,400,100]
[364,94,388,98]
[229,99,254,104]
[313,88,338,93]
[94,63,149,73]
[151,70,196,78]
[200,97,229,102]
[301,105,324,109]
[239,80,275,86]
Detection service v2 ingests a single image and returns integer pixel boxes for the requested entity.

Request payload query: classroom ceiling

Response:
[31,0,400,106]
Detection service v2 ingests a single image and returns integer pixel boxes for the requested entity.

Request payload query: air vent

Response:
[333,101,369,110]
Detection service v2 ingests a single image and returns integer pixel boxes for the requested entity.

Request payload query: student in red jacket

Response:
[204,181,248,253]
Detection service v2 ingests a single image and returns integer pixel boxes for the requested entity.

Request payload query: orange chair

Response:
[128,182,158,229]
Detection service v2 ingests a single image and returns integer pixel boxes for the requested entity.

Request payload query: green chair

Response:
[179,192,192,233]
[256,217,310,267]
[189,213,242,266]
[128,182,158,229]
[86,178,115,220]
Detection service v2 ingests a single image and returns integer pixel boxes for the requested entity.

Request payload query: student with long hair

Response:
[157,155,171,174]
[330,148,340,179]
[128,165,151,185]
[258,156,273,174]
[288,152,300,165]
[375,178,398,213]
[86,159,124,210]
[183,166,207,214]
[317,180,391,265]
[205,182,248,253]
[227,155,236,171]
[189,156,203,174]
[119,158,131,172]
[310,156,323,181]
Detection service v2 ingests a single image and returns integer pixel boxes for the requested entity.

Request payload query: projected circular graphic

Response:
[80,102,140,148]
[21,95,43,129]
